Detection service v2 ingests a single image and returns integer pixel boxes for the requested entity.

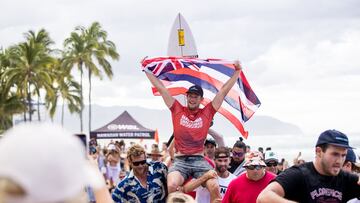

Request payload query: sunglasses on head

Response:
[245,165,264,170]
[132,160,147,166]
[266,162,278,167]
[232,151,244,157]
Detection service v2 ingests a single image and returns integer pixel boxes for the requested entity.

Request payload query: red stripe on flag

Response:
[201,98,248,138]
[170,69,241,101]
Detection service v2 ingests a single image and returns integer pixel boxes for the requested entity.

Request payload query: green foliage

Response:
[63,21,119,132]
[0,22,119,132]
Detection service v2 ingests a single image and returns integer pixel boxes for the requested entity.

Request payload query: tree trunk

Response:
[22,92,27,122]
[27,84,32,122]
[61,99,65,126]
[79,62,84,132]
[37,96,41,121]
[88,69,92,133]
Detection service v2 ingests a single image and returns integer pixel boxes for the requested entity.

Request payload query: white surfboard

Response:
[167,13,198,57]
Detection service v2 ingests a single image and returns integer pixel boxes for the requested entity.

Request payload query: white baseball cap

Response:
[264,151,279,163]
[0,123,105,202]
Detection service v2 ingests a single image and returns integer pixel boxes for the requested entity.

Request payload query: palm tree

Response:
[83,22,119,132]
[63,22,119,133]
[4,29,56,122]
[46,60,81,126]
[63,30,88,132]
[25,29,56,121]
[58,75,81,126]
[0,83,25,133]
[0,48,26,132]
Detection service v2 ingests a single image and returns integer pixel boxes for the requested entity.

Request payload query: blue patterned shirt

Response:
[112,162,168,203]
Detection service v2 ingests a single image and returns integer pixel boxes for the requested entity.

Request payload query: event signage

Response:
[96,132,154,139]
[107,124,139,130]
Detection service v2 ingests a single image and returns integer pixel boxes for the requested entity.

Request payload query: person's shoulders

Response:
[233,172,246,183]
[114,176,133,189]
[150,161,167,169]
[218,173,237,182]
[338,169,360,183]
[112,177,133,201]
[262,171,277,184]
[228,172,237,180]
[265,171,277,179]
[226,174,245,190]
[273,162,309,187]
[273,162,310,195]
[149,162,168,176]
[204,101,217,112]
[112,177,142,202]
[170,99,183,110]
[279,161,312,175]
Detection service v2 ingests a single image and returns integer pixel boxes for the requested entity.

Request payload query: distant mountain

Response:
[51,104,303,142]
[245,115,303,136]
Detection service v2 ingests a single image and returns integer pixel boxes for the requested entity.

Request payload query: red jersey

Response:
[170,100,216,155]
[222,171,276,203]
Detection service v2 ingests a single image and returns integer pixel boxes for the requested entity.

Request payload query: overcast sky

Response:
[1,0,360,135]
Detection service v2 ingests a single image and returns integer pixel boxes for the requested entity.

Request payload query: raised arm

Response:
[145,71,175,108]
[212,60,242,111]
[163,138,175,167]
[208,128,225,147]
[256,182,297,203]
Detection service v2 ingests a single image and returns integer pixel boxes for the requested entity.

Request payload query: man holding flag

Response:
[144,60,242,203]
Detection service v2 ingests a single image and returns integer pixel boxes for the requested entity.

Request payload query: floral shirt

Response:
[112,162,168,203]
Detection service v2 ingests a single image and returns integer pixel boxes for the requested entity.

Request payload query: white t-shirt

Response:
[195,172,237,203]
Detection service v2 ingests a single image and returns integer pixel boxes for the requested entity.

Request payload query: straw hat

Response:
[147,148,162,156]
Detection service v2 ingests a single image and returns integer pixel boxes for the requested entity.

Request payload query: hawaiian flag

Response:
[141,56,261,138]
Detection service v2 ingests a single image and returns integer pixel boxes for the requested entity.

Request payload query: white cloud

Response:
[1,0,360,134]
[249,28,360,85]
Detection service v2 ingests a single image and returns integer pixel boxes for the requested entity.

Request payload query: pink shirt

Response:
[170,100,216,155]
[222,171,276,203]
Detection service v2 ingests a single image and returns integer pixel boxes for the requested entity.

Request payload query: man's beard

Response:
[216,165,227,173]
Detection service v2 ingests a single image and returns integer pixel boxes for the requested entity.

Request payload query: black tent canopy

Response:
[90,111,155,139]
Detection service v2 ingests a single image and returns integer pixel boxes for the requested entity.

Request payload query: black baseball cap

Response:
[346,148,356,162]
[204,138,217,147]
[186,85,203,97]
[316,129,353,149]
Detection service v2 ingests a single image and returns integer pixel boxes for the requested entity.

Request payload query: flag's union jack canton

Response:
[141,56,261,138]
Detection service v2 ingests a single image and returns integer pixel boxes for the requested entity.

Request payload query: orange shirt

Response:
[170,100,216,155]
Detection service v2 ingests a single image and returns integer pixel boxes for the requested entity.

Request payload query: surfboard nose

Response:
[167,13,198,58]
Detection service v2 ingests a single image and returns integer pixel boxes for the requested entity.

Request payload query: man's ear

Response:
[315,146,322,158]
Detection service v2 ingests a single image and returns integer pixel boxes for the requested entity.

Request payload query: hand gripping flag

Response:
[141,56,261,138]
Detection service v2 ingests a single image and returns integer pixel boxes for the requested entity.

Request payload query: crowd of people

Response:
[86,130,359,203]
[0,123,359,203]
[0,60,359,203]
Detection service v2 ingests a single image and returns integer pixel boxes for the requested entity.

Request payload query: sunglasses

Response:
[266,162,278,167]
[245,165,264,170]
[232,151,244,157]
[132,160,147,166]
